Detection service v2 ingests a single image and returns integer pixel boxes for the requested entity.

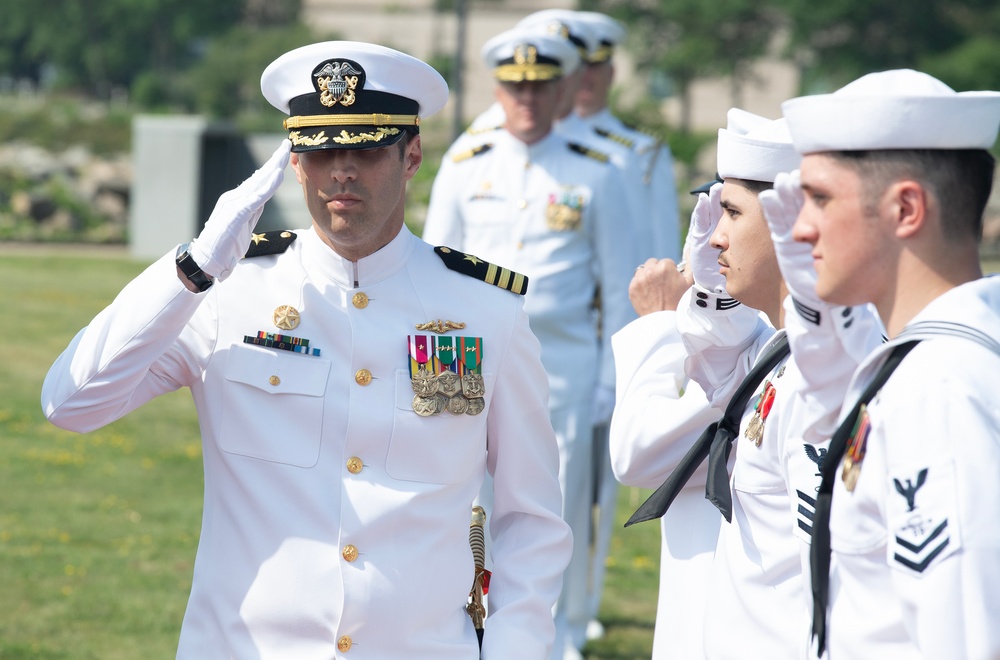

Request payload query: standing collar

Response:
[300,223,416,288]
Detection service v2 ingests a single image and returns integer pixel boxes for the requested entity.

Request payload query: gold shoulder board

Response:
[594,127,635,149]
[465,124,502,136]
[244,231,297,259]
[567,142,610,164]
[451,143,494,163]
[434,246,528,295]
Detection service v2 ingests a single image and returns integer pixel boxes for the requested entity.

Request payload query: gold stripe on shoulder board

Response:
[567,142,609,164]
[435,246,528,295]
[451,143,494,163]
[594,127,635,149]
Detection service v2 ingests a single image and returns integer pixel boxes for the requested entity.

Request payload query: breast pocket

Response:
[219,344,331,467]
[386,369,490,485]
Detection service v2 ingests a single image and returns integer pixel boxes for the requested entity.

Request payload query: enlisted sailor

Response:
[41,40,571,660]
[422,26,642,660]
[626,107,883,658]
[776,69,1000,659]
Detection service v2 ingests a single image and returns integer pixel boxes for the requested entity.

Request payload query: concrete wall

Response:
[129,116,309,260]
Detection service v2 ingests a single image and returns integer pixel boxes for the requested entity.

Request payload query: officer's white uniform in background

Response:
[578,107,681,261]
[610,311,721,659]
[42,227,571,659]
[824,277,1000,659]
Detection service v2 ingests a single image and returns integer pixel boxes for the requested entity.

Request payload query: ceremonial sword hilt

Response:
[466,505,488,637]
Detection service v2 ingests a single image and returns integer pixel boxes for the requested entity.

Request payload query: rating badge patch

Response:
[887,462,961,576]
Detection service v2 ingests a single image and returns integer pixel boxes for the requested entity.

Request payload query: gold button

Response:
[352,292,369,309]
[280,231,292,238]
[517,199,527,209]
[355,369,372,386]
[342,544,359,562]
[337,635,352,652]
[516,242,524,250]
[268,375,280,386]
[346,457,363,474]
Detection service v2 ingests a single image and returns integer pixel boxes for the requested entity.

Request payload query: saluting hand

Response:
[190,139,292,282]
[759,170,819,305]
[689,183,727,294]
[629,258,692,316]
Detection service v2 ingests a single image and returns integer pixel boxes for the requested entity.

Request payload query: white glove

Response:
[688,182,727,293]
[758,170,820,306]
[189,139,292,281]
[591,385,616,426]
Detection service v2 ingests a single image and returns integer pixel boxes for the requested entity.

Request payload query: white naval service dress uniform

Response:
[610,312,722,659]
[676,283,878,659]
[824,276,1000,659]
[423,127,640,654]
[42,226,572,659]
[579,108,681,262]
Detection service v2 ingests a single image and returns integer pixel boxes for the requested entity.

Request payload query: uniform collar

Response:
[498,127,561,159]
[300,224,416,288]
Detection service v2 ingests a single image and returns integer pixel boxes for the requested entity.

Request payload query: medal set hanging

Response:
[408,335,485,416]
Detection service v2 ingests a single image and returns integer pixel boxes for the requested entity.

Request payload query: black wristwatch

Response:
[175,243,214,292]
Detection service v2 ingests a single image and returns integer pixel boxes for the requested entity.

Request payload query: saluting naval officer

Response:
[422,27,641,660]
[41,41,571,660]
[771,69,1000,659]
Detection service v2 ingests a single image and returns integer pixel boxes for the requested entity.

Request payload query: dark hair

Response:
[827,149,995,243]
[395,128,419,160]
[727,178,774,196]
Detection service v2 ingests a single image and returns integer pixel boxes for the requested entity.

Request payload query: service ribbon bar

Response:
[244,332,321,356]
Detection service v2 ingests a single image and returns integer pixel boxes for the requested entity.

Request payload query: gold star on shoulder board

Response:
[463,254,482,266]
[251,233,269,245]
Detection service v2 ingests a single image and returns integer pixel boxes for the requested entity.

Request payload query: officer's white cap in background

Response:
[481,27,581,82]
[717,108,801,183]
[261,41,448,152]
[782,69,1000,154]
[575,12,626,63]
[515,9,596,64]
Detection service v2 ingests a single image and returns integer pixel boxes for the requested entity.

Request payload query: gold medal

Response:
[437,371,462,398]
[411,366,439,397]
[413,393,446,417]
[744,413,764,446]
[842,404,871,492]
[447,394,470,415]
[842,457,861,493]
[465,397,485,416]
[461,373,485,399]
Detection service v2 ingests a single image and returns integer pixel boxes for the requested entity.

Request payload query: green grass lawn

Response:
[0,249,661,659]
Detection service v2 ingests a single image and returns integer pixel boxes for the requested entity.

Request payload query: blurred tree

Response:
[918,2,1000,92]
[778,0,1000,92]
[0,0,301,99]
[181,23,329,125]
[578,0,781,131]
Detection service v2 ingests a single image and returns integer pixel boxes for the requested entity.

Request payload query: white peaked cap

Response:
[576,12,626,46]
[717,108,801,183]
[481,27,581,80]
[514,10,597,67]
[260,41,448,152]
[782,69,1000,153]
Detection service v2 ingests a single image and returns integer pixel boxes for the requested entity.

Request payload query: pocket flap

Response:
[225,344,330,396]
